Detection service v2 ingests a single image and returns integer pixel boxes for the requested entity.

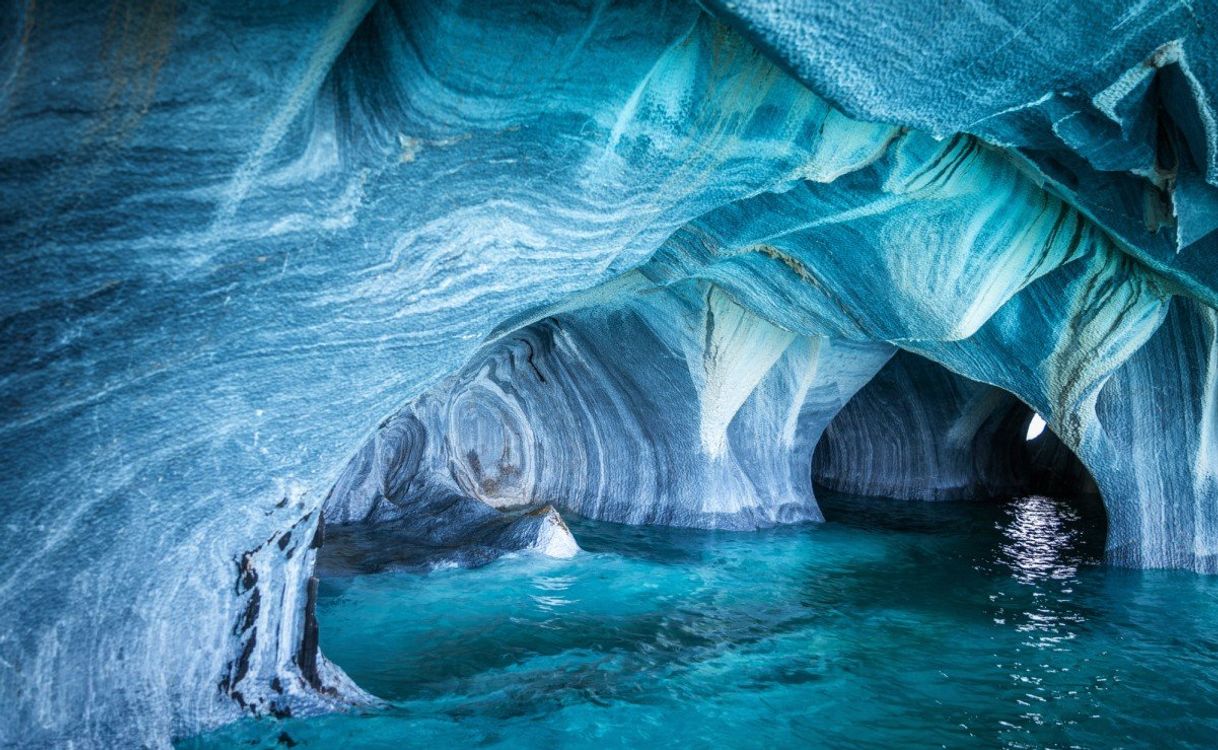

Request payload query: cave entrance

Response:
[810,351,1105,551]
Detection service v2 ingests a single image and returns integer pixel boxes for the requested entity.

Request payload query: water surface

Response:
[181,493,1218,748]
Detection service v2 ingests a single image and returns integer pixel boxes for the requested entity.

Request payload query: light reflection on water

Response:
[1001,495,1083,584]
[180,492,1218,750]
[995,497,1095,736]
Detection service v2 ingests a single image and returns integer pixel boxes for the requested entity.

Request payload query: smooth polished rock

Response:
[324,278,893,530]
[0,0,1215,747]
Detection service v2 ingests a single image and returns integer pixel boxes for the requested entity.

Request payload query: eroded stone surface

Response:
[0,0,1215,747]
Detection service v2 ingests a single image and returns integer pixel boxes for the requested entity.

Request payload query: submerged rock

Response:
[317,504,577,576]
[495,505,581,560]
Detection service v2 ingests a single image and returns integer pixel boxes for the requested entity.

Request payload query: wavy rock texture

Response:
[0,0,1215,747]
[325,280,892,530]
[906,251,1193,569]
[1092,297,1218,572]
[708,0,1218,300]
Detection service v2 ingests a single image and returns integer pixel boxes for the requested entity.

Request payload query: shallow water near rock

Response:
[179,493,1218,749]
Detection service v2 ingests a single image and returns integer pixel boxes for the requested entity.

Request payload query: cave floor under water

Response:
[180,493,1218,749]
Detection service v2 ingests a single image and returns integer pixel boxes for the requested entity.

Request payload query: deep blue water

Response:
[181,493,1218,749]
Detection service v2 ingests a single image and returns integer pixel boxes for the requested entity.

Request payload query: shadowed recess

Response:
[0,0,1215,747]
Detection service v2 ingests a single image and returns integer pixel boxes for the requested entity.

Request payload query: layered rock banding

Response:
[1,0,1215,747]
[324,280,894,533]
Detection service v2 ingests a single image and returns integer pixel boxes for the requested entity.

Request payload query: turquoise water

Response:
[181,494,1218,749]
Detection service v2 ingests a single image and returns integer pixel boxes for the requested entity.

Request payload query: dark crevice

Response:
[812,351,1102,513]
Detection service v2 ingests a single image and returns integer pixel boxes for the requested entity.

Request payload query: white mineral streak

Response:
[693,287,796,458]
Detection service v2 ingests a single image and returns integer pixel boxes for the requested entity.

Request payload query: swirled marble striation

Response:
[325,280,893,530]
[0,0,1215,747]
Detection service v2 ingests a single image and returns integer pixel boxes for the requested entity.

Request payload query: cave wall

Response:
[708,0,1218,302]
[352,95,1214,576]
[0,2,906,745]
[326,280,893,529]
[908,256,1217,571]
[1092,297,1218,572]
[0,0,1215,747]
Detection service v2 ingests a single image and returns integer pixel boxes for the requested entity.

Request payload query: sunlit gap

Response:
[1025,413,1047,441]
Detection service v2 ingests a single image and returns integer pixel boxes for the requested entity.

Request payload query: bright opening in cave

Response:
[1026,413,1047,441]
